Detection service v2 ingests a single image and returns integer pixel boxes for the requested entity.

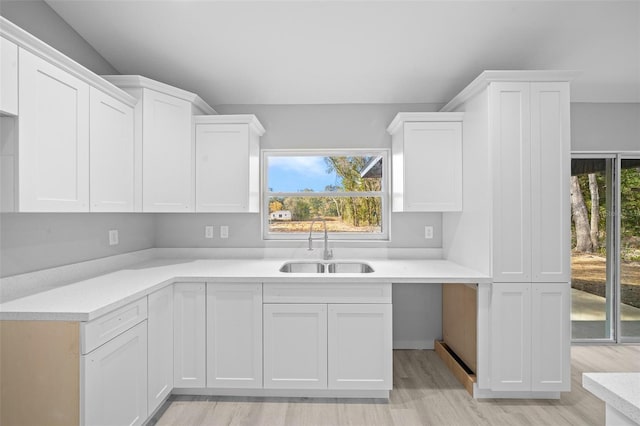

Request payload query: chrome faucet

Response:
[308,218,333,260]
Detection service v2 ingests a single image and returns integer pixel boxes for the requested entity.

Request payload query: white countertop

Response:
[583,373,640,424]
[0,257,490,322]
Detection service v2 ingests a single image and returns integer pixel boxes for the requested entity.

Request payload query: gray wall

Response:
[0,0,117,75]
[156,103,443,249]
[0,214,155,277]
[571,103,640,152]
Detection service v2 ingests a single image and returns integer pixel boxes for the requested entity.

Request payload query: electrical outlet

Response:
[424,226,433,239]
[109,229,119,246]
[205,225,214,239]
[220,225,229,239]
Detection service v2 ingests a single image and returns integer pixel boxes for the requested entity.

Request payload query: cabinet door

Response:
[490,283,531,391]
[530,83,571,282]
[18,48,89,211]
[174,283,206,388]
[396,121,462,212]
[89,87,135,212]
[196,123,251,212]
[490,82,532,282]
[207,283,262,388]
[531,282,570,391]
[148,286,173,413]
[263,304,327,389]
[142,89,193,212]
[328,304,392,390]
[0,36,18,115]
[83,321,148,426]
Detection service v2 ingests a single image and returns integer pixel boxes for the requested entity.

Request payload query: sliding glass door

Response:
[571,154,640,343]
[620,158,640,341]
[571,157,614,340]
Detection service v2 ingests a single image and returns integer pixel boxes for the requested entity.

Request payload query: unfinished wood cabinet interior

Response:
[438,283,477,395]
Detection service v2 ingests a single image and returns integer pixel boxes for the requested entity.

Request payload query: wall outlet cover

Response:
[108,229,119,246]
[205,225,214,239]
[220,226,229,239]
[424,226,433,239]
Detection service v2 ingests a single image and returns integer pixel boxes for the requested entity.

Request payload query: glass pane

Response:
[268,196,382,234]
[571,158,613,340]
[267,155,382,193]
[620,159,640,340]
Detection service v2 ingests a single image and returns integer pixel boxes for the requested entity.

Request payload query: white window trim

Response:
[262,149,390,241]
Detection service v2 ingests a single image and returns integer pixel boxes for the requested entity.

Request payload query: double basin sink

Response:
[280,260,374,274]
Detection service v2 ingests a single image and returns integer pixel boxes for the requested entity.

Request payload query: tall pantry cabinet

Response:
[442,71,574,395]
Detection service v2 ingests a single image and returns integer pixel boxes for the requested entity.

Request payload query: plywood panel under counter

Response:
[442,284,477,373]
[0,321,80,426]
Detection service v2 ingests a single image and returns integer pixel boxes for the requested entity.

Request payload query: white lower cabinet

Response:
[174,283,206,388]
[82,321,148,426]
[490,282,570,392]
[263,303,328,389]
[207,283,262,388]
[147,286,174,413]
[263,297,392,391]
[328,304,393,390]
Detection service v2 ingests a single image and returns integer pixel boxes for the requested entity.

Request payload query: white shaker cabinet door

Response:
[490,82,532,283]
[174,283,206,388]
[531,282,571,392]
[263,303,328,389]
[148,286,174,413]
[142,89,193,212]
[530,82,571,283]
[490,283,531,392]
[18,48,89,211]
[196,123,250,212]
[327,304,392,390]
[400,121,462,212]
[206,283,262,388]
[0,36,18,115]
[83,321,148,426]
[89,87,135,212]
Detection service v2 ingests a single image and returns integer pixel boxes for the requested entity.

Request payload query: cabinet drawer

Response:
[82,297,148,354]
[263,282,391,304]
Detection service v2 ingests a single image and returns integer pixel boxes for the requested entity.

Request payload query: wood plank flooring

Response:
[150,345,640,426]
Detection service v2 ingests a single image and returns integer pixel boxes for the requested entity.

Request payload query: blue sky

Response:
[268,156,342,192]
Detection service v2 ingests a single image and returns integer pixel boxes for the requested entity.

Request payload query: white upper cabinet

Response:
[0,36,18,116]
[18,48,90,212]
[142,89,193,211]
[89,87,135,212]
[1,18,137,212]
[195,115,264,212]
[103,75,216,212]
[387,113,463,212]
[489,82,570,283]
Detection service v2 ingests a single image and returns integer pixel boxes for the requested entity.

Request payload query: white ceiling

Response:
[45,0,640,107]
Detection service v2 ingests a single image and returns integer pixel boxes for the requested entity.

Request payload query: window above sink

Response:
[263,149,389,241]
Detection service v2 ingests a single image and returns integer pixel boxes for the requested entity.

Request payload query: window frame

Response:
[262,149,390,241]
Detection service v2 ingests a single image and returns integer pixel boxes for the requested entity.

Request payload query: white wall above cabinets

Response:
[195,115,264,212]
[387,112,463,212]
[103,75,217,212]
[0,36,18,116]
[0,17,138,212]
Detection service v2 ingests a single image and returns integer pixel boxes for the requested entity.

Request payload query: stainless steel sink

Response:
[327,262,374,273]
[279,261,373,274]
[279,261,325,273]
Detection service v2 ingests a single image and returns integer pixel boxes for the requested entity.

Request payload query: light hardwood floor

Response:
[151,346,640,426]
